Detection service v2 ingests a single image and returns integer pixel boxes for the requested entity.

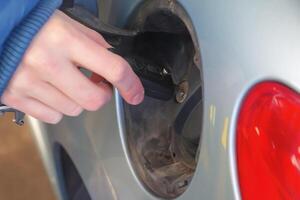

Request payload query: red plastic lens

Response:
[237,82,300,200]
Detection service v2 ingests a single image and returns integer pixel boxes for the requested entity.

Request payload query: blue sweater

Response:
[0,0,62,97]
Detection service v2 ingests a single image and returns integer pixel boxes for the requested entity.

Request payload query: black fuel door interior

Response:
[123,1,203,199]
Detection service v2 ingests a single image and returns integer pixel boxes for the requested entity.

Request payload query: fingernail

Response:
[71,107,83,116]
[51,114,63,124]
[132,92,144,105]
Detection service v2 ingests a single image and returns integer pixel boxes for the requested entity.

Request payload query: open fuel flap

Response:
[64,0,203,198]
[123,1,203,199]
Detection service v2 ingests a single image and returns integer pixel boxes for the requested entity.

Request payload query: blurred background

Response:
[0,114,56,200]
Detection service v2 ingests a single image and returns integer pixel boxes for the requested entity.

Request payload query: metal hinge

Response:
[0,105,25,126]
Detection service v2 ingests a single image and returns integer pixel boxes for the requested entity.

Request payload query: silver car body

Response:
[29,0,300,199]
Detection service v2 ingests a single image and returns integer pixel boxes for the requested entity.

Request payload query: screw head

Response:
[176,81,189,103]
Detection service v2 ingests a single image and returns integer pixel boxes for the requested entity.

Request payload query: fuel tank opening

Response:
[122,0,203,199]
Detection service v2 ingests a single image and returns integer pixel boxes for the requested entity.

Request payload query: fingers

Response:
[69,33,144,105]
[45,61,113,111]
[26,81,83,116]
[1,91,62,124]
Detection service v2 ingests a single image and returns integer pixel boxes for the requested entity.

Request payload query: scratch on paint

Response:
[221,117,230,149]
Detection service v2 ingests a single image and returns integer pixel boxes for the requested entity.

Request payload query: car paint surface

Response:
[29,0,300,199]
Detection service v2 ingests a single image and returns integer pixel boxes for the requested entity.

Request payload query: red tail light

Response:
[237,82,300,200]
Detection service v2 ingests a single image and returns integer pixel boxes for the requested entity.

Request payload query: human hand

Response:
[1,10,144,124]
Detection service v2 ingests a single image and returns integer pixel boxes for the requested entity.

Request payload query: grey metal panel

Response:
[30,0,300,200]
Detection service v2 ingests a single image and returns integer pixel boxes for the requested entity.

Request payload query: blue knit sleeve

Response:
[0,0,63,97]
[0,0,40,53]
